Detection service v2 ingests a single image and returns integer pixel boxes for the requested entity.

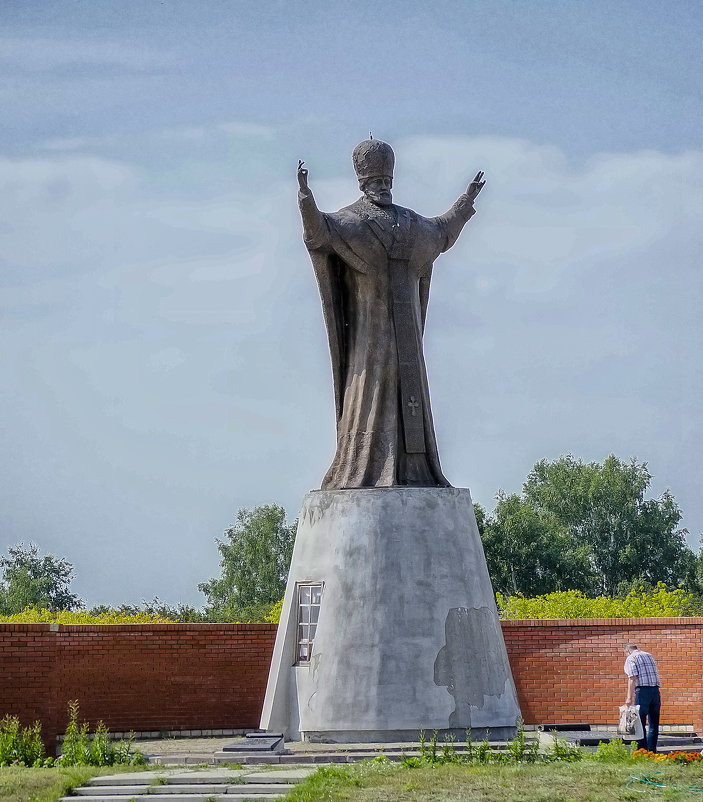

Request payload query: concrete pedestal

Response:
[260,487,520,742]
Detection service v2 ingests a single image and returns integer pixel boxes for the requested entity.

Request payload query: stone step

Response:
[73,784,294,796]
[222,750,426,764]
[62,795,284,802]
[62,767,314,802]
[86,772,298,785]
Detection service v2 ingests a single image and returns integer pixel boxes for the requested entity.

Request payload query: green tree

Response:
[473,502,487,536]
[523,455,695,595]
[0,542,83,614]
[481,492,596,596]
[480,455,697,597]
[683,546,703,615]
[199,504,296,622]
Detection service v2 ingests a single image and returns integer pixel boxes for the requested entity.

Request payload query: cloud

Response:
[38,127,212,153]
[0,155,136,201]
[38,137,93,152]
[0,156,138,283]
[0,37,174,71]
[37,121,279,156]
[397,136,703,292]
[218,122,277,140]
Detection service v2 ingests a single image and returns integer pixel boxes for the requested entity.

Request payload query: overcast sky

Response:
[1,0,701,607]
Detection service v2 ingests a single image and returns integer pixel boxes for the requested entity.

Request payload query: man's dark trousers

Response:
[635,685,661,752]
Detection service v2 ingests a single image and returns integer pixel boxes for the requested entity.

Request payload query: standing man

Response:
[623,643,661,752]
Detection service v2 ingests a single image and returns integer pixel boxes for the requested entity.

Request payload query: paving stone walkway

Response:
[132,730,702,766]
[65,729,702,801]
[61,767,317,802]
[136,734,520,766]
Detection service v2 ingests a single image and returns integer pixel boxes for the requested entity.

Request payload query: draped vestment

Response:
[299,189,475,489]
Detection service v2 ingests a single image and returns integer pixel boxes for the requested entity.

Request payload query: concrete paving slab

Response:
[63,796,284,802]
[78,784,293,794]
[235,755,280,765]
[69,764,310,802]
[241,767,316,782]
[152,755,224,765]
[76,786,235,796]
[137,737,235,755]
[75,789,148,797]
[220,737,284,753]
[89,773,170,785]
[165,770,250,781]
[152,785,293,795]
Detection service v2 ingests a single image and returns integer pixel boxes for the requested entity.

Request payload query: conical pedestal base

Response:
[261,487,520,742]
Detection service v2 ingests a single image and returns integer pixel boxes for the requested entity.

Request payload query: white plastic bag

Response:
[618,704,644,741]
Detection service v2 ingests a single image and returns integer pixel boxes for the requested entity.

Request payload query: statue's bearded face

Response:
[361,176,393,206]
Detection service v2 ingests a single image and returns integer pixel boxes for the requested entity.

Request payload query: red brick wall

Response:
[2,619,702,754]
[502,618,703,733]
[0,623,276,754]
[0,624,61,753]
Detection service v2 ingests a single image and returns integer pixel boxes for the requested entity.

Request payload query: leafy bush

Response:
[0,606,176,624]
[264,598,283,624]
[58,702,145,767]
[0,716,45,767]
[593,738,635,762]
[0,600,285,624]
[496,583,695,620]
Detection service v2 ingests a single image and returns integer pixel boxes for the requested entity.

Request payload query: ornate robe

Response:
[299,188,475,489]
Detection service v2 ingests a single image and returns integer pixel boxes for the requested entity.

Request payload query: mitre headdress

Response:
[352,138,395,181]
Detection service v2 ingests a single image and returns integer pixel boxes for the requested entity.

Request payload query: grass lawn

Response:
[0,764,144,802]
[285,760,703,802]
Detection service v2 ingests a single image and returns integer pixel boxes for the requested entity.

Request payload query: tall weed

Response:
[59,701,90,766]
[548,731,583,762]
[508,718,539,762]
[0,716,45,766]
[58,702,144,767]
[410,720,544,767]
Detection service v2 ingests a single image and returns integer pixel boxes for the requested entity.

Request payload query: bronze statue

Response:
[298,138,484,489]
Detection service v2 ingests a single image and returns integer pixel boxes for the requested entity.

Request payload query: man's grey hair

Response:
[624,643,638,651]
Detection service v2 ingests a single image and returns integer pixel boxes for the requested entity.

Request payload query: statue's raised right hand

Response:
[297,160,309,191]
[466,170,485,203]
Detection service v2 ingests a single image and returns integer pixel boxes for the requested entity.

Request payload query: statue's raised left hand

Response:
[466,171,485,203]
[297,160,309,192]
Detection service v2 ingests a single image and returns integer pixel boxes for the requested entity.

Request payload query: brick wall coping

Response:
[0,622,278,632]
[500,617,703,627]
